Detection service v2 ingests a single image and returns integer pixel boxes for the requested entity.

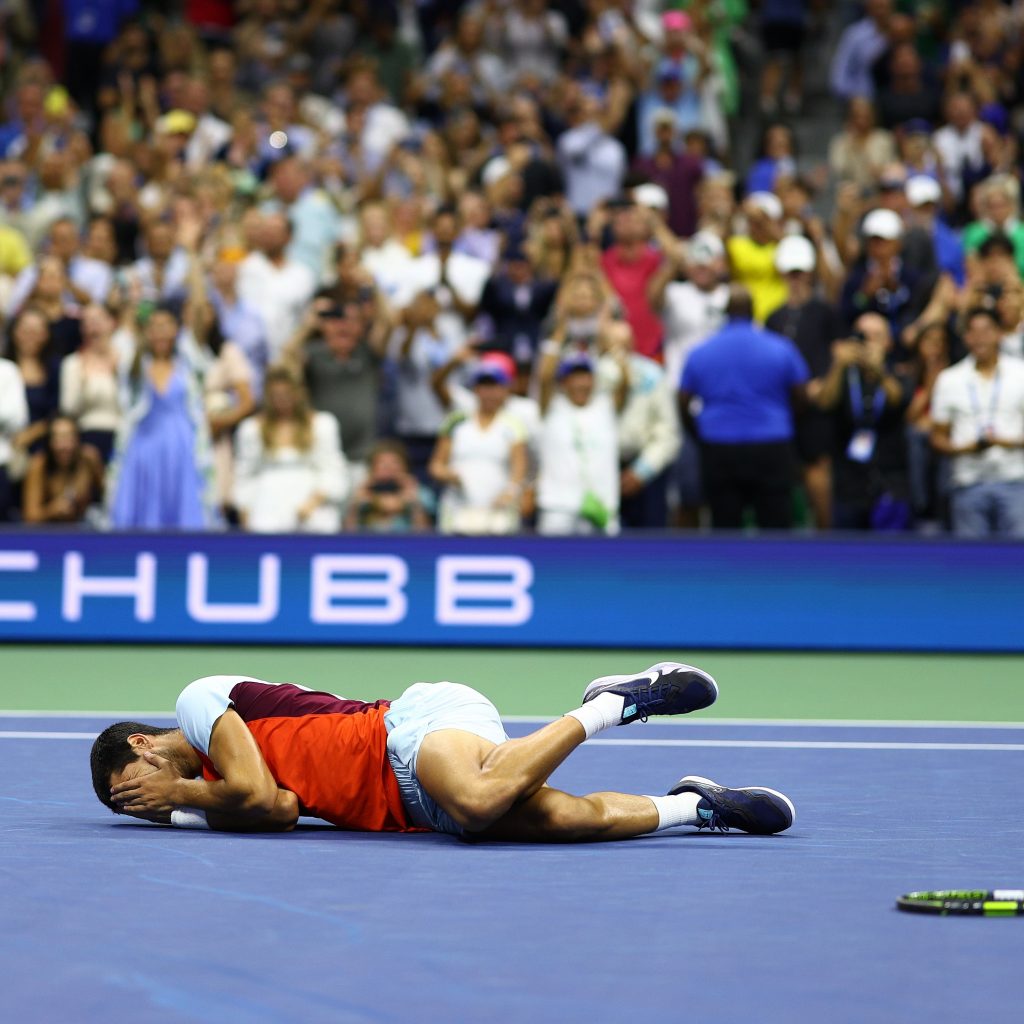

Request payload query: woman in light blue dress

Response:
[108,306,215,529]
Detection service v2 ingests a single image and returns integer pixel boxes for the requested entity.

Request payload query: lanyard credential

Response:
[967,369,1000,432]
[847,368,887,424]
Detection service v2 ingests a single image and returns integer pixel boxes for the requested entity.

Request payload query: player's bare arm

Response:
[110,709,299,831]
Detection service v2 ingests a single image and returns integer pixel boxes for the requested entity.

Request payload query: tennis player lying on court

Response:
[91,663,795,840]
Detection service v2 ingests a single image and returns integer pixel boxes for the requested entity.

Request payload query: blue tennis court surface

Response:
[1,715,1021,1023]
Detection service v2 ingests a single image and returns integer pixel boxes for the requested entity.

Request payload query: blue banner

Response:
[0,531,1021,651]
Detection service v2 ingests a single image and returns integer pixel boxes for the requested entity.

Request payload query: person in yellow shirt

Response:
[726,192,787,323]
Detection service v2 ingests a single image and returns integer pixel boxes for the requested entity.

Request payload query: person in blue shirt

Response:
[679,286,810,529]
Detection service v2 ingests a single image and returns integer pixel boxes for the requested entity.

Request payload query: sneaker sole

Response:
[583,662,719,713]
[671,775,797,832]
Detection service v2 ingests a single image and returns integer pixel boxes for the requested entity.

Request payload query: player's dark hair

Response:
[90,722,175,812]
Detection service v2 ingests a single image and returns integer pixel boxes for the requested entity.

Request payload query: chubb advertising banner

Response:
[0,532,1021,651]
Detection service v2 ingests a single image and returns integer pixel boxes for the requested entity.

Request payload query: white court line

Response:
[3,711,1024,730]
[590,738,1024,751]
[0,731,97,739]
[502,716,1024,730]
[2,731,1023,751]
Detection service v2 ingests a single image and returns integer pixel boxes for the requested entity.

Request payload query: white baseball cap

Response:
[633,182,669,210]
[862,208,904,240]
[688,230,726,265]
[746,191,783,220]
[905,175,942,207]
[775,234,816,274]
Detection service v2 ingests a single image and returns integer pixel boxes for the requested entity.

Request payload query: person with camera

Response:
[345,440,430,533]
[816,313,913,531]
[931,307,1024,537]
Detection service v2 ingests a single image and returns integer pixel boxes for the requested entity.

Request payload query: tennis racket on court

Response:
[896,890,1024,916]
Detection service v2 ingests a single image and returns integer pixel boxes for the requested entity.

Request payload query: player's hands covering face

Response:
[110,751,186,815]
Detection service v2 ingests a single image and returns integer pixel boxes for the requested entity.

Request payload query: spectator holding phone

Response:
[345,440,430,533]
[931,308,1024,537]
[816,313,912,530]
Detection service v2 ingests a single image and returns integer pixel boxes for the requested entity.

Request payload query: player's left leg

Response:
[411,662,719,833]
[468,779,796,843]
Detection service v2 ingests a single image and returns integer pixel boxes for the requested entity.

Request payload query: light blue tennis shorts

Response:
[384,681,509,836]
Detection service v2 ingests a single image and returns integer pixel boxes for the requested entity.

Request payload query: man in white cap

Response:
[766,235,844,528]
[903,175,964,285]
[839,207,939,360]
[727,191,787,323]
[649,230,730,526]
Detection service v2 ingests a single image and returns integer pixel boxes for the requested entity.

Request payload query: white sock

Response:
[564,692,626,739]
[646,793,702,831]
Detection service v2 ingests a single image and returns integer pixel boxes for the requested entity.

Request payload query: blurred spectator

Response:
[637,51,708,159]
[874,45,940,131]
[557,88,626,217]
[0,351,28,520]
[108,305,215,529]
[599,321,680,530]
[932,93,986,209]
[631,109,703,239]
[680,286,809,530]
[237,211,316,361]
[262,156,343,281]
[358,200,415,304]
[536,351,627,536]
[7,306,60,478]
[207,245,269,401]
[962,176,1024,278]
[600,203,666,361]
[905,321,952,526]
[484,0,568,85]
[181,220,256,516]
[282,298,386,469]
[759,0,808,115]
[839,208,939,350]
[830,0,893,101]
[767,237,844,529]
[124,219,189,308]
[931,308,1024,538]
[745,123,798,197]
[816,313,913,530]
[233,366,348,534]
[59,302,131,464]
[392,289,458,479]
[903,176,965,286]
[8,217,113,317]
[406,205,489,348]
[477,241,557,368]
[22,415,103,524]
[17,255,82,358]
[430,358,527,536]
[649,229,729,527]
[345,440,429,533]
[727,192,786,324]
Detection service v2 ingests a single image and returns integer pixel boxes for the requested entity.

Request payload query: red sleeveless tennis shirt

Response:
[176,675,416,832]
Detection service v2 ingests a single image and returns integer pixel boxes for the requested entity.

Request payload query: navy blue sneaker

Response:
[582,662,718,724]
[668,775,795,835]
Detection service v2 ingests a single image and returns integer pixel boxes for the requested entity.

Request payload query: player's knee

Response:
[449,780,518,833]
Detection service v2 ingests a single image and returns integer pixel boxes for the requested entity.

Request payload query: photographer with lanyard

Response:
[931,308,1024,537]
[816,312,912,531]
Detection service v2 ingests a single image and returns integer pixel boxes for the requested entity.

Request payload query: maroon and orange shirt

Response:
[176,675,417,832]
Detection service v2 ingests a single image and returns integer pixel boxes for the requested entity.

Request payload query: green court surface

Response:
[1,644,1022,721]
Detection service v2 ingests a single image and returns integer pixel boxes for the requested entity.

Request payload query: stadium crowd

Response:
[0,0,1023,537]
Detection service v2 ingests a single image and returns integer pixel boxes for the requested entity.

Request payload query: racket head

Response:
[896,890,1024,916]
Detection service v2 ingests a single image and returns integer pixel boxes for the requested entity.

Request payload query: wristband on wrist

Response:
[171,808,210,830]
